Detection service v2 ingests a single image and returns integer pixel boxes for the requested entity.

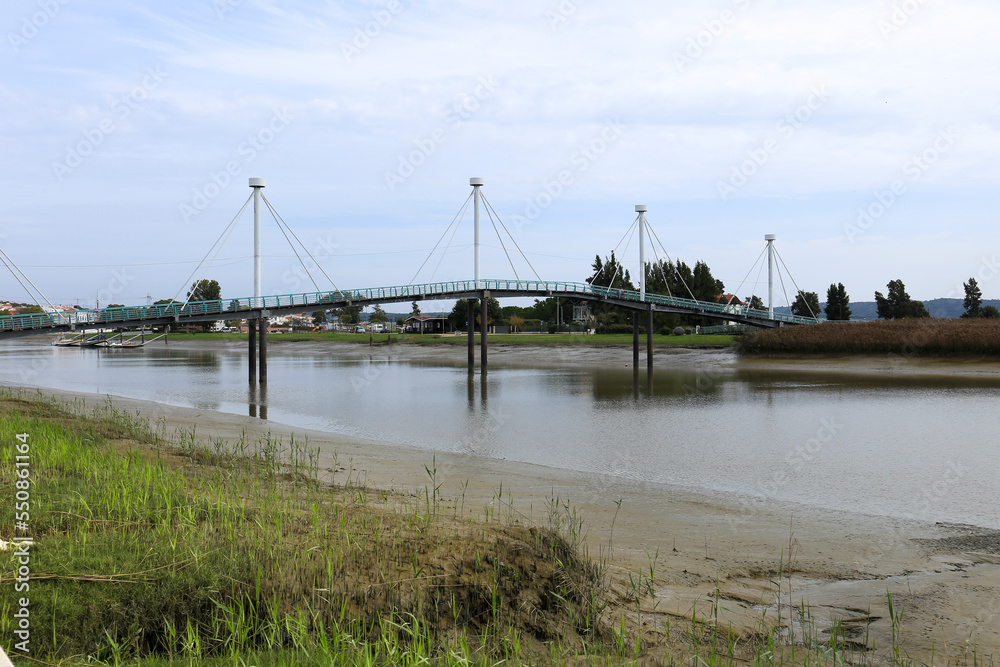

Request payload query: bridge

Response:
[1,177,819,379]
[0,278,816,340]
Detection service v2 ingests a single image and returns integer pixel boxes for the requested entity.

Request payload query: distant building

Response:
[405,315,451,334]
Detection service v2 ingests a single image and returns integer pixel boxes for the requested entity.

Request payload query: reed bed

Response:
[739,319,1000,356]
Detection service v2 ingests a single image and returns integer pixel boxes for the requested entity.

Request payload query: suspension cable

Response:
[774,246,817,318]
[726,246,767,308]
[481,193,546,283]
[481,198,519,281]
[262,195,342,293]
[644,223,699,302]
[174,192,253,305]
[409,191,473,285]
[0,246,57,312]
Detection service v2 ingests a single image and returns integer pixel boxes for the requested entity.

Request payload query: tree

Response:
[744,295,765,311]
[691,261,725,302]
[370,304,388,323]
[824,283,852,321]
[962,277,983,318]
[16,305,45,315]
[982,305,1000,319]
[587,252,634,295]
[154,298,180,305]
[312,310,327,325]
[410,301,421,317]
[106,304,124,309]
[187,279,221,302]
[875,279,929,319]
[447,298,501,331]
[333,304,362,324]
[509,315,524,332]
[791,291,820,318]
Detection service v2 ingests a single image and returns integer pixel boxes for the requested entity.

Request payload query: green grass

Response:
[0,389,958,666]
[0,390,612,665]
[150,331,737,348]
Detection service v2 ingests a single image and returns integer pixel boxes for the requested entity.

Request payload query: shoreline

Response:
[5,379,999,661]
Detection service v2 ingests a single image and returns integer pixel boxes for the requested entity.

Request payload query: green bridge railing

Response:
[0,279,820,334]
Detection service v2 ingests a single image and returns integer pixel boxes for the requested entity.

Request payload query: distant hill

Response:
[774,298,1000,321]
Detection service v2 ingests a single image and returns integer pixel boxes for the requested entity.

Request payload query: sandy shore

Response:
[5,340,1000,661]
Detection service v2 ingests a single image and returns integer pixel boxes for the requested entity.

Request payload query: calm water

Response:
[2,339,998,529]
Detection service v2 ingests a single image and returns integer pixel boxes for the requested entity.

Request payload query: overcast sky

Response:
[2,0,998,311]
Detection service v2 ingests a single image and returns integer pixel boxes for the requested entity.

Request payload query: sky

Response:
[1,0,999,312]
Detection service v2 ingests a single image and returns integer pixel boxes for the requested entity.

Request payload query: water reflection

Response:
[249,384,268,420]
[2,340,999,527]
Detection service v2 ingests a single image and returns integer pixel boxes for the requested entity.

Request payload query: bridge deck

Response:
[0,279,819,339]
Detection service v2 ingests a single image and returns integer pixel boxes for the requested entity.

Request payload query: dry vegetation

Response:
[739,319,1000,356]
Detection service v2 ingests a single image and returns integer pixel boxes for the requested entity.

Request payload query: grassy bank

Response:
[0,390,614,665]
[739,319,1000,356]
[1,390,956,666]
[156,331,736,348]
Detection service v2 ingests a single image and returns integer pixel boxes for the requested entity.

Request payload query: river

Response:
[2,337,997,529]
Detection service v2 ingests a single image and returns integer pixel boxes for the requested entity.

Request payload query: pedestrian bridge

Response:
[0,278,817,340]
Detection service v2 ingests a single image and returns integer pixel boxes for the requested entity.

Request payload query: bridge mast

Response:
[765,234,776,318]
[251,178,265,304]
[471,178,483,284]
[636,205,647,300]
[470,178,486,371]
[249,177,267,387]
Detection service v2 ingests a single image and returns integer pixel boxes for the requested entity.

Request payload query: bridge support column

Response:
[632,312,639,368]
[248,319,257,384]
[259,317,268,384]
[480,294,488,372]
[647,309,654,371]
[467,300,475,370]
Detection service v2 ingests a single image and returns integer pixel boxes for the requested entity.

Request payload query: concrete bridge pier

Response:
[467,300,475,369]
[259,317,268,384]
[647,309,654,371]
[248,320,257,384]
[247,317,268,385]
[632,312,639,368]
[480,293,488,372]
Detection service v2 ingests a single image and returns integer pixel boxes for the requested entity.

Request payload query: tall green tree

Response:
[691,261,725,302]
[410,301,421,317]
[824,283,852,321]
[961,277,983,318]
[369,304,388,323]
[447,298,501,331]
[791,291,820,318]
[187,279,221,302]
[875,279,929,319]
[744,295,765,311]
[333,304,362,324]
[587,252,634,291]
